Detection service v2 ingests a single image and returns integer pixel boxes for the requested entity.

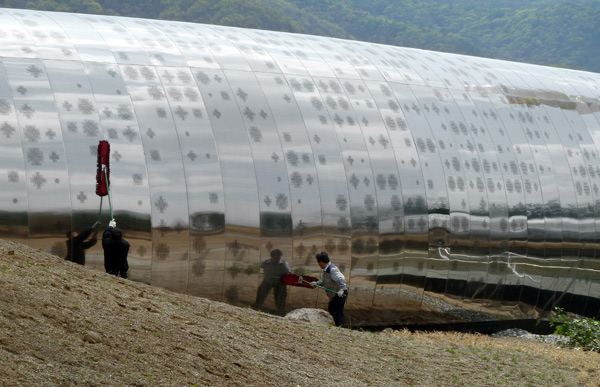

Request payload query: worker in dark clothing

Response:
[255,249,290,316]
[310,252,348,327]
[102,219,130,278]
[65,221,99,265]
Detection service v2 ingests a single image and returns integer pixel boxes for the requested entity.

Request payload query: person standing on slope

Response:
[102,219,130,278]
[65,221,99,265]
[310,252,348,327]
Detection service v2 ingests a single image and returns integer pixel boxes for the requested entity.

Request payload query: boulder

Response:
[285,308,334,326]
[83,331,102,344]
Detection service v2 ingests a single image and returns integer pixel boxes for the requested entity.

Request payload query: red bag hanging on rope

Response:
[96,140,110,197]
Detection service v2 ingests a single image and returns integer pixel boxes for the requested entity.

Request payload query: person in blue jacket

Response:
[102,219,130,278]
[310,252,348,326]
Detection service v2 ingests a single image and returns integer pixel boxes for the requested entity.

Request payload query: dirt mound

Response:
[1,240,598,386]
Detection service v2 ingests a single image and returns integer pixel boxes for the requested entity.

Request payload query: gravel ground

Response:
[493,328,570,345]
[1,239,599,386]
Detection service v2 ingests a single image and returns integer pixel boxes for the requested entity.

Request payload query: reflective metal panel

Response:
[409,85,465,314]
[11,10,79,62]
[44,59,104,265]
[354,42,409,84]
[117,18,186,67]
[0,60,28,244]
[0,10,39,59]
[193,25,252,71]
[225,70,293,314]
[223,30,282,74]
[537,101,587,314]
[506,90,567,317]
[314,75,379,324]
[390,84,439,314]
[342,78,404,325]
[1,9,600,326]
[406,52,448,89]
[255,72,322,311]
[557,76,600,317]
[48,13,115,63]
[246,30,309,76]
[83,14,152,65]
[83,61,152,282]
[498,61,582,317]
[148,21,222,69]
[285,73,351,315]
[453,89,510,318]
[193,68,260,306]
[381,46,427,86]
[122,64,190,292]
[327,40,385,82]
[170,67,225,301]
[489,91,544,316]
[307,37,360,79]
[3,58,70,253]
[530,92,592,314]
[272,35,336,78]
[365,80,428,323]
[438,87,492,316]
[470,91,531,316]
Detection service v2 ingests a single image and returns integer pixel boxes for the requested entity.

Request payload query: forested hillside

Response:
[0,0,598,72]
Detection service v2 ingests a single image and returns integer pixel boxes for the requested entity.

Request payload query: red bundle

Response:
[96,140,110,196]
[281,273,319,288]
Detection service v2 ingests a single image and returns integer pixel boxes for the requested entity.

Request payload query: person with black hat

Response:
[102,219,130,278]
[65,221,99,265]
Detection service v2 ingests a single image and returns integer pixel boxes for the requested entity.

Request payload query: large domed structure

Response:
[1,8,599,326]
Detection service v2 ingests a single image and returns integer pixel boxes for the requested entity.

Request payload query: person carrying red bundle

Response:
[310,252,348,327]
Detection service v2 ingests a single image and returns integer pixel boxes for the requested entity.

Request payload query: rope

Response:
[299,278,344,296]
[96,166,113,228]
[96,196,103,226]
[260,275,345,296]
[104,166,113,220]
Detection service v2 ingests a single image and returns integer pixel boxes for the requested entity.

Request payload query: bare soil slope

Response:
[1,240,599,386]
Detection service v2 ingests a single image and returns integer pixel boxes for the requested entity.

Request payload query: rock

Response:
[83,332,102,344]
[285,308,334,326]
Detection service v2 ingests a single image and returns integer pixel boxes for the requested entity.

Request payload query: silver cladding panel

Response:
[1,9,600,325]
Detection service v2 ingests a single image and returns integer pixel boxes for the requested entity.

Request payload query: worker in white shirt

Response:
[310,252,348,326]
